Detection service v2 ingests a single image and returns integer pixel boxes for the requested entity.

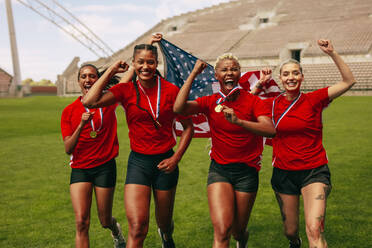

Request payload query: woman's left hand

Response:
[148,33,163,44]
[157,156,179,173]
[318,39,334,55]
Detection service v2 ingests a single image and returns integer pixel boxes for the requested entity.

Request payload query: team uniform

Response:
[61,97,119,187]
[109,77,184,190]
[267,87,332,194]
[195,89,270,192]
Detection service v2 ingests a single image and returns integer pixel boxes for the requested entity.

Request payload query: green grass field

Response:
[0,96,371,247]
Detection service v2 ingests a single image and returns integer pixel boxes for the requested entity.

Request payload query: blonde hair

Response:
[279,59,303,74]
[214,53,241,70]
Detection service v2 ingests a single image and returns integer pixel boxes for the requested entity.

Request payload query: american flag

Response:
[158,39,280,138]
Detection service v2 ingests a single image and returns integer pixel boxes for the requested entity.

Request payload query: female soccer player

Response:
[266,39,356,248]
[82,37,193,248]
[61,64,127,248]
[173,54,276,248]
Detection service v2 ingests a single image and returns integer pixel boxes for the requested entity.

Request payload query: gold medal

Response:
[215,104,223,112]
[90,131,97,138]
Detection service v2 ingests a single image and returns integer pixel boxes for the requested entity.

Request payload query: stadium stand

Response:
[57,0,372,95]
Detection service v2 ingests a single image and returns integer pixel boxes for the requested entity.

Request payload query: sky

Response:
[0,0,230,82]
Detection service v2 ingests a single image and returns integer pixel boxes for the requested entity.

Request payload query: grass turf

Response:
[0,96,371,247]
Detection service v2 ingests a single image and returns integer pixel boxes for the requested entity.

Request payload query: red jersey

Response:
[61,97,119,169]
[268,87,330,171]
[109,77,181,155]
[196,90,270,171]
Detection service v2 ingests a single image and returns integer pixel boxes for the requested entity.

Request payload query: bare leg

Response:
[94,186,117,233]
[125,184,151,248]
[302,183,331,248]
[154,187,177,236]
[232,191,257,247]
[274,192,301,245]
[70,182,93,248]
[208,182,235,248]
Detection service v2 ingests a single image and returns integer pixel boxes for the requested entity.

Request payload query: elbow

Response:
[65,149,72,155]
[81,98,94,108]
[173,106,185,115]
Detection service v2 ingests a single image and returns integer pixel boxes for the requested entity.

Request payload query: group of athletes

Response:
[61,33,356,248]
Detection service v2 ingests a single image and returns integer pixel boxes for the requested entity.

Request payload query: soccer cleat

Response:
[112,222,126,248]
[289,237,302,248]
[236,231,249,248]
[158,221,175,248]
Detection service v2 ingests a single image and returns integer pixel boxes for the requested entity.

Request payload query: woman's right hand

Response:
[81,112,94,126]
[192,60,208,76]
[110,60,129,74]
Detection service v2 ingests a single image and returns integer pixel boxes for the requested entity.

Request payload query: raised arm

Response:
[173,60,207,115]
[250,68,272,95]
[82,60,129,108]
[222,106,276,137]
[317,39,356,100]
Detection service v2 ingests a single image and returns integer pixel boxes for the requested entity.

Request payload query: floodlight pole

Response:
[5,0,23,96]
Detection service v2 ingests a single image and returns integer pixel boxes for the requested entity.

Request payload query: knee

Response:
[213,223,232,242]
[128,220,149,240]
[75,216,90,234]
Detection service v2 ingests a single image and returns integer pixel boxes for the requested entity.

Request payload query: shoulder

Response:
[305,87,328,98]
[62,97,81,115]
[109,81,135,99]
[240,90,263,103]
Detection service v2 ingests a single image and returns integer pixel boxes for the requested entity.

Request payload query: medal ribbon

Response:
[84,107,103,132]
[137,76,161,122]
[216,86,241,105]
[272,92,302,128]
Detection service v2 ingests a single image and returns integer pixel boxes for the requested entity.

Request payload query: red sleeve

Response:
[307,87,330,111]
[195,95,211,115]
[61,106,73,139]
[252,95,271,118]
[109,83,126,103]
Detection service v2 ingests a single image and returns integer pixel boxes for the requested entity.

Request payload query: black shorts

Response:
[125,150,179,190]
[207,160,259,193]
[271,164,331,195]
[70,158,117,188]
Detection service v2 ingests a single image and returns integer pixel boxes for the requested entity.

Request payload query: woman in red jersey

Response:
[264,40,356,248]
[82,35,193,248]
[61,64,127,248]
[173,54,276,248]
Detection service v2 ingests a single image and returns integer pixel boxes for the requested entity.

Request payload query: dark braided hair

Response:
[132,44,163,129]
[78,63,121,90]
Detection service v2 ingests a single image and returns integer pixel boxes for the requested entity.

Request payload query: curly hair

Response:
[214,53,241,70]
